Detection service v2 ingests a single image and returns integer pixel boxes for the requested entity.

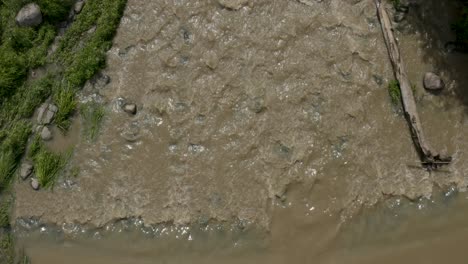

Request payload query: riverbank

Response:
[0,0,127,262]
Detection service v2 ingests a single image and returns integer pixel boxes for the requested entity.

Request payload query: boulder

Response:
[19,163,33,180]
[16,3,43,27]
[40,126,53,141]
[31,178,40,190]
[423,72,445,91]
[123,103,137,115]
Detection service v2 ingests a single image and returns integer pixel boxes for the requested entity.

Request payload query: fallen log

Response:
[374,0,451,168]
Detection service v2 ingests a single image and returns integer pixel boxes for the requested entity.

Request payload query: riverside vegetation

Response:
[0,0,127,262]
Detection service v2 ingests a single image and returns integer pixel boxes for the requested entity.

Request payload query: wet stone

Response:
[20,163,33,180]
[37,103,58,125]
[40,126,53,141]
[123,103,137,115]
[74,0,85,14]
[423,72,445,91]
[31,178,40,191]
[16,3,42,27]
[218,0,249,10]
[91,73,110,89]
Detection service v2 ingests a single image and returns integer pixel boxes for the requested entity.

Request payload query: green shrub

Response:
[38,0,74,24]
[9,26,36,52]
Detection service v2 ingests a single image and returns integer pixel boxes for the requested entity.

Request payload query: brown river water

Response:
[10,0,468,262]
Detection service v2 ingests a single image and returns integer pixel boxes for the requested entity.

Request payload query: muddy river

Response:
[11,0,468,262]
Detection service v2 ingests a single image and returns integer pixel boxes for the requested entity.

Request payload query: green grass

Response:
[53,83,77,130]
[56,0,127,87]
[37,0,74,24]
[388,80,401,105]
[28,135,42,159]
[0,122,31,190]
[0,151,15,191]
[0,233,14,264]
[81,102,105,140]
[17,75,56,119]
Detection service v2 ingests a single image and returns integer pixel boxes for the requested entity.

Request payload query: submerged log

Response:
[374,0,451,168]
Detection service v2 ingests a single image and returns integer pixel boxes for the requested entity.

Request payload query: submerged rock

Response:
[423,72,445,91]
[20,163,33,180]
[92,73,111,89]
[248,96,266,113]
[123,103,137,115]
[37,103,58,125]
[120,122,141,142]
[40,126,53,141]
[31,178,40,190]
[16,3,42,27]
[218,0,249,10]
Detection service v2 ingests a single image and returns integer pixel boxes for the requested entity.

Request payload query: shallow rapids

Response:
[12,0,468,262]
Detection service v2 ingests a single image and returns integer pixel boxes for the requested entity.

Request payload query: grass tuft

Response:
[53,83,77,130]
[0,151,15,191]
[0,233,14,264]
[0,198,11,228]
[33,147,70,189]
[388,80,401,105]
[81,102,105,140]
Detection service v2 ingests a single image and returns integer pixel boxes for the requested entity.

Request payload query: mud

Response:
[11,0,468,262]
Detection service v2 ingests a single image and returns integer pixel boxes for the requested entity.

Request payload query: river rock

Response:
[31,178,40,190]
[40,126,53,141]
[19,163,33,180]
[218,0,249,10]
[37,103,58,125]
[74,0,85,14]
[423,72,445,91]
[123,103,137,115]
[16,3,43,27]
